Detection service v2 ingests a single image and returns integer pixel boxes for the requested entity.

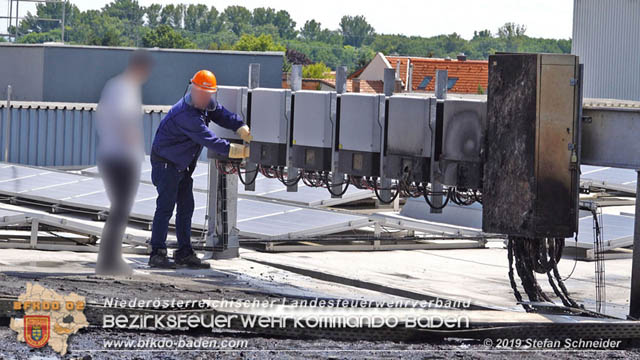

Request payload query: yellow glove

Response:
[236,125,253,143]
[228,143,250,159]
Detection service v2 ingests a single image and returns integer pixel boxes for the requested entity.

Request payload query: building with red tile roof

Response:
[354,52,488,94]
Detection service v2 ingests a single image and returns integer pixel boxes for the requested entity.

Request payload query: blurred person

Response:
[148,70,251,269]
[94,49,153,275]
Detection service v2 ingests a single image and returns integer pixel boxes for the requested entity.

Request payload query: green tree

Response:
[102,0,144,45]
[473,29,492,39]
[18,28,61,44]
[18,1,79,36]
[273,10,297,39]
[497,22,527,52]
[303,62,331,78]
[222,6,252,36]
[252,7,276,26]
[339,15,374,47]
[184,4,208,32]
[102,0,144,26]
[142,24,196,48]
[70,10,126,46]
[145,4,162,28]
[300,20,322,41]
[160,4,184,28]
[232,34,285,52]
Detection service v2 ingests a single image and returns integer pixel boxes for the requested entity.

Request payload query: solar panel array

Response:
[0,163,369,239]
[82,157,374,207]
[570,213,635,250]
[581,165,637,193]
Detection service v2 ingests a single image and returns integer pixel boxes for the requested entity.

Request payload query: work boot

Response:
[148,249,176,269]
[174,251,211,269]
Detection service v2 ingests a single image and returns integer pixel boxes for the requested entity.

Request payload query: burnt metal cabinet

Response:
[434,99,487,188]
[482,53,581,238]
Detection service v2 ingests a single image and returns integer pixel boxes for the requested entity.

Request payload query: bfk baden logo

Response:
[10,283,89,355]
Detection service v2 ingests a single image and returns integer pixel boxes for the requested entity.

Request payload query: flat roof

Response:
[0,42,284,57]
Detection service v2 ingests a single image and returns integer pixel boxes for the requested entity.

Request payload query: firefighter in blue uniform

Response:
[149,70,251,269]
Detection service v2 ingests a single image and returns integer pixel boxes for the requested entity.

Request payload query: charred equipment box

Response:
[482,53,581,238]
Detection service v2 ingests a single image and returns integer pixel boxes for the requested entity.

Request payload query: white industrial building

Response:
[572,0,640,100]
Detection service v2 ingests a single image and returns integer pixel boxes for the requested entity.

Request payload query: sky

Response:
[2,0,574,40]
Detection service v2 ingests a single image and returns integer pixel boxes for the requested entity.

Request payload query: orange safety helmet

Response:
[190,70,217,93]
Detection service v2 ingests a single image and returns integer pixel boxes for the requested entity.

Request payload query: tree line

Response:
[4,0,572,74]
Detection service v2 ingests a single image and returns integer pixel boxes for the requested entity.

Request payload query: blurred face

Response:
[130,65,151,85]
[191,85,214,109]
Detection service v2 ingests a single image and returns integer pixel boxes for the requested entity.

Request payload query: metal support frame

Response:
[286,65,302,192]
[377,68,395,206]
[0,208,150,253]
[330,66,347,198]
[243,63,260,192]
[630,171,640,319]
[249,237,486,253]
[4,85,11,162]
[204,162,239,260]
[430,70,448,214]
[580,98,640,319]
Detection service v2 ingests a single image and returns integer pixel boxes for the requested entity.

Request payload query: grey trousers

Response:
[97,157,141,267]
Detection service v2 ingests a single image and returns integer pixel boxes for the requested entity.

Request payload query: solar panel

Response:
[0,208,28,224]
[82,156,373,207]
[400,197,483,230]
[581,165,637,186]
[568,214,635,250]
[23,178,104,202]
[238,207,369,239]
[0,162,370,239]
[0,173,90,195]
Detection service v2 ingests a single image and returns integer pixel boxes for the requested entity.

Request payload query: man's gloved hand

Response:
[228,143,250,159]
[236,125,253,143]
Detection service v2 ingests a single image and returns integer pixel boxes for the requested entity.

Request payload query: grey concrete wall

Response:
[0,44,284,105]
[0,46,45,101]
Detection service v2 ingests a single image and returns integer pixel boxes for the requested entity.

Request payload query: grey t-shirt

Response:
[95,74,145,162]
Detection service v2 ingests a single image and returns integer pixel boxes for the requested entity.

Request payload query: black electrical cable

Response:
[507,237,533,312]
[301,171,321,187]
[234,163,259,186]
[276,167,301,187]
[562,234,579,281]
[422,186,451,210]
[508,236,583,312]
[324,175,350,197]
[373,180,399,204]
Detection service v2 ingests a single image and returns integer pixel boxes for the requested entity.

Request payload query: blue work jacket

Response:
[151,94,244,171]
